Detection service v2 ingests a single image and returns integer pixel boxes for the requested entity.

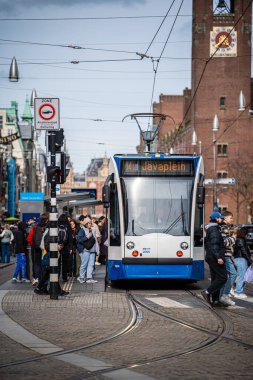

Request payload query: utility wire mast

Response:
[122,113,168,152]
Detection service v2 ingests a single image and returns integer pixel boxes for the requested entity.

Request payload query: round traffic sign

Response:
[38,103,56,121]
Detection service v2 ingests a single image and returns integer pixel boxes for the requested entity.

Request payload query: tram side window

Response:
[194,198,204,247]
[109,184,121,246]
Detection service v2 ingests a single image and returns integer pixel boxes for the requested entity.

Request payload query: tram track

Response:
[2,288,253,380]
[65,289,253,380]
[0,292,141,369]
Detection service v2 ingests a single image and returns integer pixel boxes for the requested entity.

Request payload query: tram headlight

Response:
[126,241,135,250]
[180,242,189,250]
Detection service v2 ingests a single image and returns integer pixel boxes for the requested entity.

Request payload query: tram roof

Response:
[113,153,200,159]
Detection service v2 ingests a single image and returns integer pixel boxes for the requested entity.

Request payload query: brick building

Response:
[152,0,253,224]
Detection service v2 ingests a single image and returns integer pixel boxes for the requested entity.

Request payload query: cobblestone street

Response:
[0,265,253,379]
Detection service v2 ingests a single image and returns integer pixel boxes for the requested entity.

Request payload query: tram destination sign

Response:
[121,159,194,176]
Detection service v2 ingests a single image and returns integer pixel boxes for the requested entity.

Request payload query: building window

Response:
[217,144,228,156]
[0,115,3,129]
[220,96,226,109]
[217,171,228,178]
[220,205,228,212]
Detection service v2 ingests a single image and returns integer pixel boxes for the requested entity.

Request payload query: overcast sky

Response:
[0,0,193,173]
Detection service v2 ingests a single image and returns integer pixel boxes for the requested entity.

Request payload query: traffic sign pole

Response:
[48,132,59,300]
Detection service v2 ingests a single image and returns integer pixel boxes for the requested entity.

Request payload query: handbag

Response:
[83,235,96,250]
[244,266,253,283]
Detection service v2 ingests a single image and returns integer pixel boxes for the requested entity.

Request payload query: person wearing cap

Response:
[219,210,237,306]
[76,215,99,284]
[201,212,227,306]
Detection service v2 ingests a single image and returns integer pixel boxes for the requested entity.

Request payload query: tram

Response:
[102,153,205,282]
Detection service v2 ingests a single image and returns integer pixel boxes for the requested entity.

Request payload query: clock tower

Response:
[190,0,253,223]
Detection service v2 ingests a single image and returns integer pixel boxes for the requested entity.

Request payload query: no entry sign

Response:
[34,98,60,130]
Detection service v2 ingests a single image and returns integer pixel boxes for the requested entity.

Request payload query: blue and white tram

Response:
[103,153,205,282]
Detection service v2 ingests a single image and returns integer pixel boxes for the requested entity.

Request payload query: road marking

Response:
[0,290,156,379]
[0,290,62,354]
[103,369,156,379]
[146,297,191,308]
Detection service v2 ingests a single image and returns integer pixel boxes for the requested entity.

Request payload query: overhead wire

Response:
[148,0,184,116]
[0,15,192,22]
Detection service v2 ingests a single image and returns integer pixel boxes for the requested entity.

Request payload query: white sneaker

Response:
[229,288,235,297]
[12,277,17,282]
[32,278,39,286]
[86,279,98,284]
[220,295,236,306]
[22,278,30,283]
[234,293,247,299]
[95,262,101,266]
[77,277,85,284]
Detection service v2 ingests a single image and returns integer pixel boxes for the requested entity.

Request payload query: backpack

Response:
[33,226,43,249]
[58,226,68,246]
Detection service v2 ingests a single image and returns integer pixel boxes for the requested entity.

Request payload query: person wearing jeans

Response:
[219,211,237,306]
[13,253,29,282]
[76,216,98,284]
[0,224,14,263]
[12,222,29,282]
[233,227,253,299]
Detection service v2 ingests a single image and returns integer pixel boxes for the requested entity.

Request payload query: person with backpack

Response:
[34,227,69,296]
[58,214,73,283]
[27,213,49,285]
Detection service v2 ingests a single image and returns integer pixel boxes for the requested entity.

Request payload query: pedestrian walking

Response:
[27,213,49,286]
[76,215,99,283]
[12,222,30,282]
[0,224,14,263]
[201,212,227,306]
[58,214,73,282]
[233,227,253,299]
[219,211,237,306]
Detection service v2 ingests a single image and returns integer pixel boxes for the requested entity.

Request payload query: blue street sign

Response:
[20,192,44,201]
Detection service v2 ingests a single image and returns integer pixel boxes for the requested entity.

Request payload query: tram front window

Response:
[122,177,194,236]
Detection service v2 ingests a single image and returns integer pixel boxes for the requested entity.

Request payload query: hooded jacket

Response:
[204,222,226,261]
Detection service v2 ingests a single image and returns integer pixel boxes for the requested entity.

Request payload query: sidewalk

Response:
[0,265,148,379]
[0,256,15,269]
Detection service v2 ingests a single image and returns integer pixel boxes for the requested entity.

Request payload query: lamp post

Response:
[212,114,219,210]
[191,129,202,154]
[19,121,34,192]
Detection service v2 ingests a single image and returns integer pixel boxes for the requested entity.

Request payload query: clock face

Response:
[210,26,237,57]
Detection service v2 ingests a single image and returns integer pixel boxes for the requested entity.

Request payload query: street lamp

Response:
[9,57,19,82]
[191,129,202,154]
[30,88,37,107]
[238,90,253,114]
[212,114,219,210]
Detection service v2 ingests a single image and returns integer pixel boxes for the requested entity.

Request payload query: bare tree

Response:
[228,161,253,224]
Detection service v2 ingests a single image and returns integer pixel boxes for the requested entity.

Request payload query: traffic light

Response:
[47,165,61,184]
[60,152,67,184]
[48,129,65,153]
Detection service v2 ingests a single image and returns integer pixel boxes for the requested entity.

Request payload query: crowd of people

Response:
[0,213,108,296]
[202,210,253,307]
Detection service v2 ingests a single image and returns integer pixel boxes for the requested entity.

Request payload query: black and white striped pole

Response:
[47,132,60,300]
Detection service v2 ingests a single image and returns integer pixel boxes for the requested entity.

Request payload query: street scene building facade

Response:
[151,0,253,224]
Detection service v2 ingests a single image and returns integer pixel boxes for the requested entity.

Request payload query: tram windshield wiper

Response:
[181,196,188,235]
[132,219,136,236]
[163,212,185,235]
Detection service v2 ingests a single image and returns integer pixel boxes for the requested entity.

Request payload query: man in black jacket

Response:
[201,212,227,306]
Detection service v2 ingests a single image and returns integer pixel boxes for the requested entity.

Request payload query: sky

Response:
[0,0,193,173]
